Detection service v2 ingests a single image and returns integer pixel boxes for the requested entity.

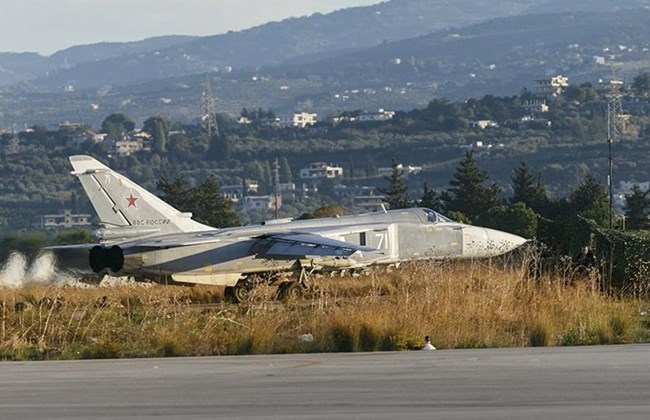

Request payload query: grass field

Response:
[1,253,649,361]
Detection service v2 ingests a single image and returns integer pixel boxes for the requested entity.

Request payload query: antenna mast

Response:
[202,75,220,138]
[274,158,280,220]
[601,78,624,229]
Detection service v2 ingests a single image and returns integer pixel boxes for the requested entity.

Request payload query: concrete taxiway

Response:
[1,344,650,419]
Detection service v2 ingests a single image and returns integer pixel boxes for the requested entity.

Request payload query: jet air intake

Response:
[89,245,124,273]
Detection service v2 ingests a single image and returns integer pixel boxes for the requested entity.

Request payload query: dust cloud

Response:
[0,251,81,288]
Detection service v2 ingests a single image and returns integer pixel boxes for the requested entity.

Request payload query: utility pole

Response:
[273,158,280,220]
[201,74,219,138]
[601,79,624,229]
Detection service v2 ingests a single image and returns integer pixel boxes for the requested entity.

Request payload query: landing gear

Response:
[224,278,254,303]
[275,281,304,302]
[275,262,316,302]
[224,263,318,304]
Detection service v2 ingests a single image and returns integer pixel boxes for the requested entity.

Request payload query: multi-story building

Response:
[299,162,344,180]
[40,210,92,229]
[377,163,422,179]
[536,75,569,97]
[292,112,318,128]
[243,195,281,211]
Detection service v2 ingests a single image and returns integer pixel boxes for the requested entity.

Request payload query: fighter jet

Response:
[50,155,526,302]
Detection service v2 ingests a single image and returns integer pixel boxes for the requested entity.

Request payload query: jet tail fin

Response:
[69,155,212,240]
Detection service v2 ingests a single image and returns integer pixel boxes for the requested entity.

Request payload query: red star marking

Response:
[125,193,138,208]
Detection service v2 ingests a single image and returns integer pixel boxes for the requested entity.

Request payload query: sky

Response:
[0,0,381,55]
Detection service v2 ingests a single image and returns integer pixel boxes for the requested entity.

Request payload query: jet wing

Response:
[254,232,381,259]
[295,224,392,237]
[121,224,392,249]
[51,230,382,259]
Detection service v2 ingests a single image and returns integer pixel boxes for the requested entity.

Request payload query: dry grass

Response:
[1,256,649,360]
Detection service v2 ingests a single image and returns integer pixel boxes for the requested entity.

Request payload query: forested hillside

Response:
[2,73,650,236]
[3,7,650,128]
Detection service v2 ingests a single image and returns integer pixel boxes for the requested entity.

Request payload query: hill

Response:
[24,0,547,90]
[1,1,650,128]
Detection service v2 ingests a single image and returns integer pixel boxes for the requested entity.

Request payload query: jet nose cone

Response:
[486,229,527,254]
[462,226,527,258]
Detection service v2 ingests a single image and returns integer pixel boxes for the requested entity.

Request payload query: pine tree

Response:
[192,176,240,228]
[143,116,170,153]
[280,157,292,183]
[442,151,501,221]
[419,182,440,211]
[570,172,609,226]
[632,72,650,98]
[156,176,192,210]
[207,134,231,162]
[511,160,547,211]
[624,184,650,230]
[378,159,411,209]
[156,175,239,228]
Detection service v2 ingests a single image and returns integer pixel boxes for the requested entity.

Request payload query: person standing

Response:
[575,245,597,276]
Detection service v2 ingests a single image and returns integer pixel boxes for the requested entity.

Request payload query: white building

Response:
[536,75,569,97]
[357,109,395,122]
[292,112,318,128]
[41,210,92,229]
[377,163,422,179]
[472,120,499,130]
[332,109,395,126]
[222,179,260,202]
[113,139,144,156]
[300,162,344,180]
[333,184,377,199]
[524,99,549,113]
[243,195,281,211]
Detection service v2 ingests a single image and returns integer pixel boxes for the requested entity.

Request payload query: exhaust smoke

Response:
[0,251,84,288]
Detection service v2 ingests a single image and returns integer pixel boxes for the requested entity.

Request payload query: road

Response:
[1,345,649,419]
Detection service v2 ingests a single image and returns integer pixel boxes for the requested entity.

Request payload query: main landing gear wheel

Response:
[224,282,251,303]
[276,281,303,302]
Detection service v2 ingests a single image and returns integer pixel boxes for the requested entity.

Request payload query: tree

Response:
[168,133,192,161]
[418,182,440,211]
[156,176,192,210]
[101,113,135,141]
[245,161,269,190]
[564,83,597,103]
[511,160,547,212]
[378,159,411,209]
[570,172,609,227]
[480,202,538,239]
[0,232,49,262]
[143,116,170,153]
[157,176,239,228]
[279,157,292,183]
[207,134,231,162]
[55,229,95,245]
[192,176,240,228]
[632,72,650,98]
[442,151,501,222]
[624,184,650,230]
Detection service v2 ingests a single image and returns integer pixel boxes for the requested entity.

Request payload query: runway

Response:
[1,344,650,419]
